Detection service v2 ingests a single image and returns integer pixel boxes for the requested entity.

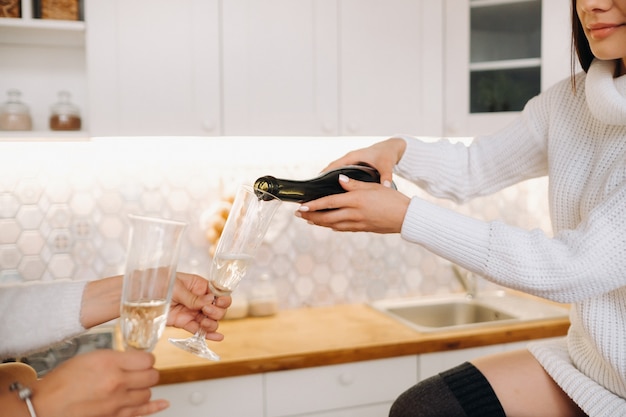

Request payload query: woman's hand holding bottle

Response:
[320,137,407,188]
[296,173,410,234]
[292,137,410,233]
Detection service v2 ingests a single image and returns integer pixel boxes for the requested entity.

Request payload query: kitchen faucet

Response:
[451,264,477,299]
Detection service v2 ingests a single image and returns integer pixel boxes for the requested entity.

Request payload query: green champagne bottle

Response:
[253,164,390,203]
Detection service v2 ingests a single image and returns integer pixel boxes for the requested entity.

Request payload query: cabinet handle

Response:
[203,119,215,132]
[321,121,334,134]
[189,391,206,405]
[445,124,458,136]
[338,372,355,386]
[346,122,359,133]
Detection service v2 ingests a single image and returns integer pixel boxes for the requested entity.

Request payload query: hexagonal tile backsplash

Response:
[0,137,551,310]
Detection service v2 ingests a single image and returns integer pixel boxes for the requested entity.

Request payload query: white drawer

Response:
[152,374,264,417]
[284,402,393,417]
[418,344,503,381]
[265,356,418,417]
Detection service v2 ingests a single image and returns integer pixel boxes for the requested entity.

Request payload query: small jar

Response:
[223,292,249,320]
[0,89,32,131]
[49,91,81,131]
[248,273,278,317]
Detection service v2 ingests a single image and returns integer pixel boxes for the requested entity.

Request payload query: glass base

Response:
[168,337,221,361]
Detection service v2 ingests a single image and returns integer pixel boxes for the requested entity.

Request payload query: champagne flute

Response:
[120,215,187,352]
[169,184,281,360]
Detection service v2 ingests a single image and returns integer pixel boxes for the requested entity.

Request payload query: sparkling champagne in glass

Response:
[120,215,186,352]
[209,253,254,296]
[169,184,281,360]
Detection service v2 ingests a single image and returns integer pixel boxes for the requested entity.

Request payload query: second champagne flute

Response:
[169,184,281,360]
[120,215,187,352]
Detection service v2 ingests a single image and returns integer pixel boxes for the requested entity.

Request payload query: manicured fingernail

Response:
[383,180,392,188]
[339,174,349,183]
[298,205,310,212]
[294,211,302,218]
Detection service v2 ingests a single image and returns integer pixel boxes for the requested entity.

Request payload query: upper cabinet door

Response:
[339,0,443,137]
[222,0,444,137]
[86,0,220,136]
[85,0,443,137]
[444,0,571,137]
[221,0,339,136]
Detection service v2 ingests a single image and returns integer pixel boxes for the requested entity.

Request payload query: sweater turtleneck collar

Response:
[585,59,626,126]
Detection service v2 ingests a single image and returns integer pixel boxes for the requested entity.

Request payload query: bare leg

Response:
[471,349,587,417]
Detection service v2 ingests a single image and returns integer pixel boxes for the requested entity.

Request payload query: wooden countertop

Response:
[153,300,570,385]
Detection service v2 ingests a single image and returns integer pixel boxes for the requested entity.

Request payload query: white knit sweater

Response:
[0,279,88,359]
[395,59,626,416]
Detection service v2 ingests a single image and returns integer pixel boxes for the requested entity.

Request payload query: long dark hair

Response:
[571,0,594,72]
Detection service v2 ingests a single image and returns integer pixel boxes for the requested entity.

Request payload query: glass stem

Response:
[191,294,217,341]
[193,328,207,341]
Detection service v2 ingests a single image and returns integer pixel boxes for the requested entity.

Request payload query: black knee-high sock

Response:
[389,362,506,417]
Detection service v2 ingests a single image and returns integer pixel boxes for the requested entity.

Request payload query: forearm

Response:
[80,275,123,329]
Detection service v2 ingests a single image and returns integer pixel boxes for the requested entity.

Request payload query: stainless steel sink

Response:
[385,300,515,328]
[369,291,569,333]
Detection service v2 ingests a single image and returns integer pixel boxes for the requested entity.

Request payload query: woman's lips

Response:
[587,23,624,40]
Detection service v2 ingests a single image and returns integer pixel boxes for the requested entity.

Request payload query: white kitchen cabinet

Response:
[222,0,443,137]
[221,0,337,136]
[3,0,575,138]
[338,0,442,136]
[0,1,87,137]
[443,0,572,137]
[264,356,418,417]
[281,403,393,417]
[151,337,563,417]
[151,374,264,417]
[418,344,503,381]
[152,356,417,417]
[85,0,221,136]
[418,337,563,381]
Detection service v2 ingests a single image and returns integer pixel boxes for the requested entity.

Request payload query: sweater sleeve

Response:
[0,280,88,359]
[402,180,626,304]
[393,89,551,203]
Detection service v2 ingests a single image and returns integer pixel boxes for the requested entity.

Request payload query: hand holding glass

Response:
[169,184,281,360]
[120,215,187,352]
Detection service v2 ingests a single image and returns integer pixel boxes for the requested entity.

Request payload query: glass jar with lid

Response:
[248,273,278,317]
[49,91,82,131]
[0,89,33,131]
